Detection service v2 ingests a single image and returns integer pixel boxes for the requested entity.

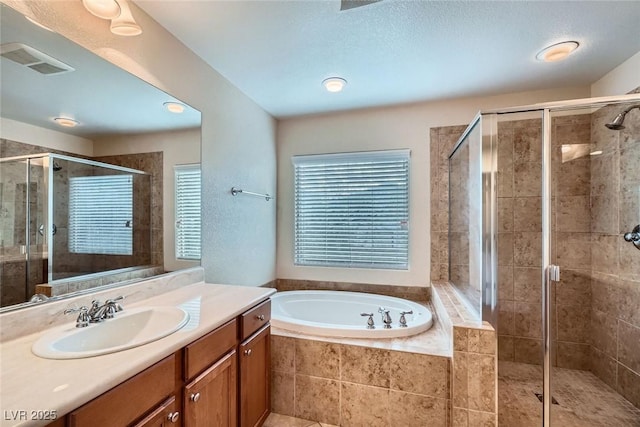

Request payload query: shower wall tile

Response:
[512,197,542,232]
[513,267,541,303]
[513,232,541,267]
[617,320,640,374]
[558,196,590,232]
[590,308,618,359]
[617,364,640,409]
[556,342,590,370]
[555,232,591,270]
[590,346,618,389]
[513,162,542,197]
[513,337,541,365]
[556,305,590,343]
[557,158,590,196]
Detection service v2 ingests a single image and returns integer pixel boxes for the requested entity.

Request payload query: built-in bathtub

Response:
[271,290,433,338]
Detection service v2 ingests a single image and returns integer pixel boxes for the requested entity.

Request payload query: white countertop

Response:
[0,282,275,427]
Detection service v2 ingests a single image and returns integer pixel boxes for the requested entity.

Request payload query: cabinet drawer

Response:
[184,318,238,380]
[132,396,178,427]
[68,355,176,427]
[241,299,270,341]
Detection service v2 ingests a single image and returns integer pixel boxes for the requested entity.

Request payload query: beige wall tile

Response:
[513,232,541,267]
[295,339,340,379]
[454,327,468,352]
[590,309,617,358]
[618,239,640,282]
[340,382,389,427]
[272,336,296,373]
[498,301,515,336]
[514,302,541,338]
[557,305,590,343]
[390,352,449,398]
[556,269,591,307]
[498,266,514,301]
[498,336,514,361]
[514,338,542,365]
[294,375,340,425]
[619,184,640,234]
[617,363,640,409]
[497,233,514,266]
[591,234,619,275]
[497,167,514,198]
[513,162,542,197]
[557,158,590,196]
[452,407,469,427]
[513,267,541,303]
[341,345,390,388]
[467,354,496,412]
[452,351,468,408]
[388,391,448,427]
[271,371,295,416]
[591,193,619,234]
[558,196,590,232]
[498,198,514,232]
[590,346,617,389]
[618,320,640,374]
[513,126,542,163]
[556,342,590,370]
[555,232,591,270]
[513,197,542,232]
[468,410,497,427]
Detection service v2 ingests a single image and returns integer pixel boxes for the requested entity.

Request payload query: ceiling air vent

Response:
[0,42,74,75]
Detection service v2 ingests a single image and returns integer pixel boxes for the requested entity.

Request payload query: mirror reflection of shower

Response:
[605,104,640,130]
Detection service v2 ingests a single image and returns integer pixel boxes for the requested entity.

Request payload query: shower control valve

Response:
[360,312,375,329]
[624,225,640,250]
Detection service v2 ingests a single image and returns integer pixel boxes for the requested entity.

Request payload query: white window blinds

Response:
[293,150,410,270]
[69,174,133,255]
[175,164,201,260]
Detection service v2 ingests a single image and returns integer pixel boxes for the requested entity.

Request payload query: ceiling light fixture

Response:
[110,0,142,36]
[53,117,79,128]
[590,150,603,156]
[536,41,579,62]
[82,0,121,19]
[322,77,347,93]
[163,102,186,114]
[82,0,142,36]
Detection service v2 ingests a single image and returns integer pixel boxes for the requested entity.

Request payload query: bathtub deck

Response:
[271,303,450,357]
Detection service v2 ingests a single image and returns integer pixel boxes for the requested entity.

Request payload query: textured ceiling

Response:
[136,0,640,118]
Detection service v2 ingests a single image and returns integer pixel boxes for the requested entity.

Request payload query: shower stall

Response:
[0,153,151,307]
[448,92,640,426]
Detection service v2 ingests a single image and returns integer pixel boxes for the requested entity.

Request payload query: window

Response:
[69,174,133,255]
[293,150,410,269]
[175,164,201,260]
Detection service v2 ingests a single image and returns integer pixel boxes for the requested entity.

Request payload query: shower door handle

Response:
[38,224,57,236]
[549,265,560,282]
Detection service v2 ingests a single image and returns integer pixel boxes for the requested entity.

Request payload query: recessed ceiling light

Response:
[163,102,186,114]
[536,41,579,62]
[53,117,79,127]
[322,77,347,93]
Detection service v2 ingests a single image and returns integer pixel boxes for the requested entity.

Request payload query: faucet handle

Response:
[104,296,125,318]
[399,310,413,328]
[64,306,90,328]
[360,313,375,329]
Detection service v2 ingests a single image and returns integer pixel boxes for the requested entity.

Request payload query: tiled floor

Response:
[264,413,338,427]
[499,361,640,427]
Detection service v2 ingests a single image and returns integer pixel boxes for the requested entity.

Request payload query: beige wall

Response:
[0,118,94,157]
[591,50,640,98]
[93,128,200,272]
[3,0,277,287]
[277,86,590,286]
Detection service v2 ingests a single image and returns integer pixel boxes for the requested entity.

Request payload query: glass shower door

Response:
[548,100,640,425]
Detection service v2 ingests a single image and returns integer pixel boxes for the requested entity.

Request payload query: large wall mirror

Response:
[0,4,202,311]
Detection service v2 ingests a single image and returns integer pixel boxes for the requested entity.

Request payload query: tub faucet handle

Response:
[399,310,413,328]
[360,313,375,329]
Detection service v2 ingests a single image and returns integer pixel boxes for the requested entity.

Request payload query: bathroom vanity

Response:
[0,275,275,427]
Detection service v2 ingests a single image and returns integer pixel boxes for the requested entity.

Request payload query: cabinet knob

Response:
[167,412,180,423]
[190,392,201,402]
[244,349,253,356]
[256,314,265,321]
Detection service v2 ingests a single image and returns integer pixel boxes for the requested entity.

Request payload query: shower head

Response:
[605,104,640,130]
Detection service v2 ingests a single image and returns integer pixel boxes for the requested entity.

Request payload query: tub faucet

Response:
[378,307,392,329]
[399,310,413,328]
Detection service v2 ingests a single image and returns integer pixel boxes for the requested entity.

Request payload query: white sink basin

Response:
[32,306,190,359]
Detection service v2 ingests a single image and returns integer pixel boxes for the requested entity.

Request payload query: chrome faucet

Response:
[87,296,125,323]
[378,307,392,329]
[64,306,91,328]
[399,310,413,328]
[360,312,375,329]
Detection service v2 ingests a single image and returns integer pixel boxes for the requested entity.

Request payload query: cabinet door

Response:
[133,397,180,427]
[239,326,270,427]
[184,350,237,427]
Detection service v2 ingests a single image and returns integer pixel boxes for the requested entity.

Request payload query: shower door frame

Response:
[480,92,640,427]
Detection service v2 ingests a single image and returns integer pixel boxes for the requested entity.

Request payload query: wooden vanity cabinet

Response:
[55,299,270,427]
[239,300,271,427]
